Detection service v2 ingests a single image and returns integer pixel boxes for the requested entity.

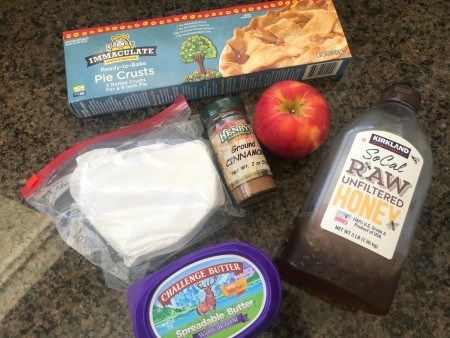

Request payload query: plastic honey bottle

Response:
[279,85,433,315]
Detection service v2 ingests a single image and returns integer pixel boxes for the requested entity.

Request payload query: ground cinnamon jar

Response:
[201,97,276,207]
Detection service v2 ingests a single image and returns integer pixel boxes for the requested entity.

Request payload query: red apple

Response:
[253,80,330,158]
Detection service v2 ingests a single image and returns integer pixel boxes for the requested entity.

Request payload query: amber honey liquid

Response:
[281,214,404,315]
[280,88,433,315]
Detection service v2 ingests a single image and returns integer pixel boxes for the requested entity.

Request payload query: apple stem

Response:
[290,102,303,116]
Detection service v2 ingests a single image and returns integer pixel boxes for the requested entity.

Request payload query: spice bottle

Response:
[279,85,433,315]
[201,97,276,207]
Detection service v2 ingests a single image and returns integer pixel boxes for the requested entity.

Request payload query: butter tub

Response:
[127,242,282,338]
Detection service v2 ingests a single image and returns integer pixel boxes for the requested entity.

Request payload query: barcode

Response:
[303,61,343,80]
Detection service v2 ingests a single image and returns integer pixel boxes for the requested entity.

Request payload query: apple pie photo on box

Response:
[219,0,351,76]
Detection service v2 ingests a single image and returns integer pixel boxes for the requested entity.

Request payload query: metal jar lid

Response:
[200,97,246,126]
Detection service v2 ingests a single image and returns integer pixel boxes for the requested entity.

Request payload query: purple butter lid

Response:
[127,241,282,338]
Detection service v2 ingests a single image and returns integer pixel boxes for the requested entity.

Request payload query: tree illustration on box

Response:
[180,35,222,83]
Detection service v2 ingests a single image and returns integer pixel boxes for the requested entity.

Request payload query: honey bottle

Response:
[279,85,433,315]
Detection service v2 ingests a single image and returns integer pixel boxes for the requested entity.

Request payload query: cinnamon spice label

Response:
[210,119,271,191]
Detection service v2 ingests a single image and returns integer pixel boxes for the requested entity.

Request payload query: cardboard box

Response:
[63,0,351,117]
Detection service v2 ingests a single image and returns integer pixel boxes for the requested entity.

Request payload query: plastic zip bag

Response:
[21,96,239,289]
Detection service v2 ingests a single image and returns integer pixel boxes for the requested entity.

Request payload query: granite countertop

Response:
[0,0,448,337]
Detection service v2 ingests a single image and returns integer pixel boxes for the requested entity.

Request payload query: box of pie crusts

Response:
[63,0,351,117]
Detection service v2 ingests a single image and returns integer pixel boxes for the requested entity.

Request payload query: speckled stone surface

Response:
[0,0,448,337]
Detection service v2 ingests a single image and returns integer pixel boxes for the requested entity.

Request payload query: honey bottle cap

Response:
[380,85,421,111]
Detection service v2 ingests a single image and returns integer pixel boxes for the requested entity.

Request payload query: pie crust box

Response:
[63,0,351,118]
[126,242,282,338]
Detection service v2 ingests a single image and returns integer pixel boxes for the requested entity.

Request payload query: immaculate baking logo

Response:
[85,34,157,66]
[369,134,411,159]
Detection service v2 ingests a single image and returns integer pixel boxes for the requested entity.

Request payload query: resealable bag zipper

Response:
[21,95,190,199]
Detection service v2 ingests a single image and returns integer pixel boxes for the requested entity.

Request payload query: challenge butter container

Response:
[127,242,282,338]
